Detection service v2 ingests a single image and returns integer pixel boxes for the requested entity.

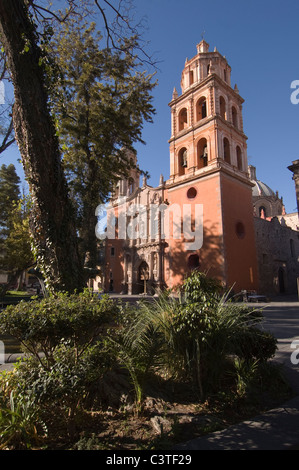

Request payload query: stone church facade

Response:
[100,41,299,297]
[249,164,299,295]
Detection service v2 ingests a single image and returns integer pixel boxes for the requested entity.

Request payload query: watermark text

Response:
[95,198,204,250]
[290,339,299,365]
[290,80,299,104]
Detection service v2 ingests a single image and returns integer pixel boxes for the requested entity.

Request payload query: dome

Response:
[248,165,276,198]
[252,180,276,198]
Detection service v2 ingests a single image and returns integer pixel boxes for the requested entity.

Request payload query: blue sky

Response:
[2,0,299,213]
[132,0,299,213]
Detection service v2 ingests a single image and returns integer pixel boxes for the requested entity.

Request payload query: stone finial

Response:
[197,39,209,54]
[159,174,164,186]
[234,84,239,94]
[172,87,178,100]
[248,165,257,181]
[288,159,299,215]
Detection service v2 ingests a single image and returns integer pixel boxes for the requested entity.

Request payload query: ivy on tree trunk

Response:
[0,0,84,293]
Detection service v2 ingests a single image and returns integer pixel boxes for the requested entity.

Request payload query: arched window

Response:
[232,106,238,128]
[178,108,188,131]
[223,138,230,164]
[128,177,134,195]
[178,147,188,175]
[197,138,208,169]
[236,146,242,170]
[259,206,267,218]
[196,97,207,121]
[220,96,226,119]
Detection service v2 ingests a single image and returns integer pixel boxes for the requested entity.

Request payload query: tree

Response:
[0,0,156,292]
[0,165,32,293]
[0,164,20,238]
[0,0,84,293]
[0,196,34,290]
[0,48,15,155]
[50,21,155,274]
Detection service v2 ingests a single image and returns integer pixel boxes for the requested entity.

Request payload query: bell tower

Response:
[166,40,258,292]
[169,39,247,180]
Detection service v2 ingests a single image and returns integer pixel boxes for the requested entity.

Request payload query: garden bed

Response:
[37,364,294,450]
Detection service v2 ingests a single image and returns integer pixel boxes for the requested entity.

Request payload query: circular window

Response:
[187,187,197,199]
[235,222,245,239]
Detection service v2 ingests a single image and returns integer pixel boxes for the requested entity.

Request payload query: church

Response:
[100,40,299,298]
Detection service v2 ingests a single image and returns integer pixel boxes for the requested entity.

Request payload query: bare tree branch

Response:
[0,118,15,155]
[25,0,158,67]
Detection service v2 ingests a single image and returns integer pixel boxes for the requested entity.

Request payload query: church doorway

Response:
[138,261,149,294]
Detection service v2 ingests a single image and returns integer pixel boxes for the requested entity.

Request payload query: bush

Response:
[0,290,119,435]
[115,272,278,402]
[0,289,118,368]
[230,327,277,363]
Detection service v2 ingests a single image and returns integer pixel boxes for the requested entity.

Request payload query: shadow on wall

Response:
[166,220,225,290]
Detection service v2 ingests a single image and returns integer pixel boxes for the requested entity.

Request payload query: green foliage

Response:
[0,163,20,237]
[0,272,279,446]
[112,272,277,404]
[0,195,34,275]
[0,390,47,450]
[0,290,117,368]
[8,340,114,437]
[0,290,118,435]
[233,358,259,397]
[175,272,277,395]
[48,21,156,269]
[183,270,222,304]
[108,298,171,410]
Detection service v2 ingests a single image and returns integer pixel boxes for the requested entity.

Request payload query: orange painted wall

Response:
[104,238,124,292]
[164,171,226,288]
[220,173,259,292]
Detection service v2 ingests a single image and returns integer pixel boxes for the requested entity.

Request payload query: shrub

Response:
[0,290,119,435]
[0,289,118,368]
[116,271,278,402]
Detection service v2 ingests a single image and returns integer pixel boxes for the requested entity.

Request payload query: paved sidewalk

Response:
[174,299,299,450]
[174,368,299,450]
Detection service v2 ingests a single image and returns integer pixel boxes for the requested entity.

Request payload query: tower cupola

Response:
[179,40,232,94]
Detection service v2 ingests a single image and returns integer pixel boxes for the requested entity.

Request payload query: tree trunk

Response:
[0,0,84,293]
